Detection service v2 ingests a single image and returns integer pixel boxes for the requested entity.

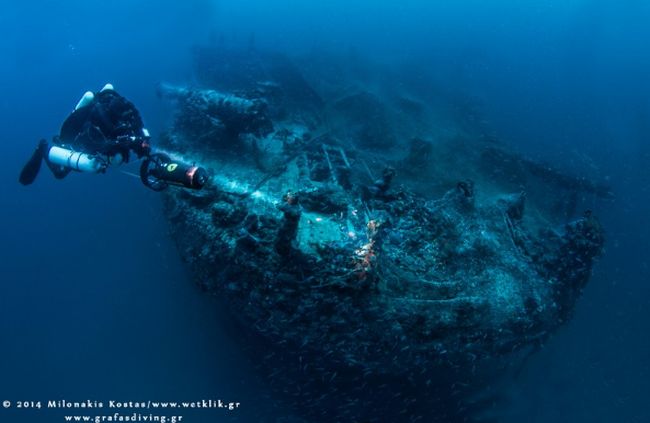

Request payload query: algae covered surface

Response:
[160,47,608,422]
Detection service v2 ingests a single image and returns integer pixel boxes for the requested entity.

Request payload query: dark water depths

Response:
[1,170,278,422]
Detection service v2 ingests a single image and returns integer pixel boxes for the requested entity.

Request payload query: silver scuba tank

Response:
[48,146,106,173]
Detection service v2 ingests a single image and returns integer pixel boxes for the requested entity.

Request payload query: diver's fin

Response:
[19,140,48,185]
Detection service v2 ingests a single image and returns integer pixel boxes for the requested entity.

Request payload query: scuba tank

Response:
[48,145,107,173]
[140,153,208,191]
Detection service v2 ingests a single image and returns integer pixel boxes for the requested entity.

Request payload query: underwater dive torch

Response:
[139,153,208,191]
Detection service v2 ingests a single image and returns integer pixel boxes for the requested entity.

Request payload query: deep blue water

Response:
[2,1,649,422]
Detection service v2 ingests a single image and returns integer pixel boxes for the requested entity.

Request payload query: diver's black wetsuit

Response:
[60,89,146,156]
[19,88,151,185]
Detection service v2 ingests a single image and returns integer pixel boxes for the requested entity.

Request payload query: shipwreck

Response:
[157,45,608,422]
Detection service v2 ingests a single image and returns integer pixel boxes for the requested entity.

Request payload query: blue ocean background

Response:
[1,1,648,422]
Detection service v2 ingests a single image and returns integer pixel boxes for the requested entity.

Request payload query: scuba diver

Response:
[19,83,208,191]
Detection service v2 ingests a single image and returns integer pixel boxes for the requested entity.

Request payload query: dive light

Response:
[140,153,208,191]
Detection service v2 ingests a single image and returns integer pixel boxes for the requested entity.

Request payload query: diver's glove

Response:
[132,136,152,158]
[113,134,151,159]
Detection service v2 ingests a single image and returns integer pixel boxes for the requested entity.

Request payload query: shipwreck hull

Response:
[160,47,606,422]
[162,153,603,421]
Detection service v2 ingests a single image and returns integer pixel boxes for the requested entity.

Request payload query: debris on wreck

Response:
[159,47,609,422]
[157,82,274,150]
